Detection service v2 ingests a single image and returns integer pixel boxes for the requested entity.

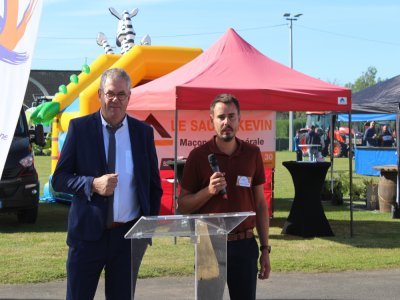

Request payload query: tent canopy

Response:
[352,75,400,113]
[338,113,396,122]
[351,74,400,220]
[127,28,351,112]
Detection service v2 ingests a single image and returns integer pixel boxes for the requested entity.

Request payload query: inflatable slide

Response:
[31,45,202,172]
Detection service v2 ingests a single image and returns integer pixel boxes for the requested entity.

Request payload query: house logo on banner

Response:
[144,114,173,143]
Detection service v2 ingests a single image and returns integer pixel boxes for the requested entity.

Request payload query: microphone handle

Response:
[210,165,227,197]
[210,165,220,173]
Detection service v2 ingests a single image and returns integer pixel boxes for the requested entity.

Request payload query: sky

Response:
[31,0,400,87]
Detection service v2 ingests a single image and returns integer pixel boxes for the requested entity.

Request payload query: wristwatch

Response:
[260,245,271,253]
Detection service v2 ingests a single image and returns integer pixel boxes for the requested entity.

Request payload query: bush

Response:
[276,138,289,151]
[362,177,379,199]
[339,172,363,200]
[33,133,51,156]
[276,118,307,138]
[276,119,289,138]
[321,179,343,205]
[322,172,364,205]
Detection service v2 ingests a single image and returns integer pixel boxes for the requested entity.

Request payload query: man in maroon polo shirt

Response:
[178,93,271,300]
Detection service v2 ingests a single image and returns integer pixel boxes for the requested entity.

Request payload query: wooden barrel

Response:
[377,170,397,213]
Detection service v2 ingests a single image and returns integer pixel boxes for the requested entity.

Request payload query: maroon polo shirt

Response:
[180,136,266,233]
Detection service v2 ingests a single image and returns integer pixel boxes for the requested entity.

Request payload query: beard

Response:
[221,134,234,142]
[218,128,235,142]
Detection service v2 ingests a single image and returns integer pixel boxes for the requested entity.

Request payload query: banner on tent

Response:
[0,0,43,177]
[129,110,276,168]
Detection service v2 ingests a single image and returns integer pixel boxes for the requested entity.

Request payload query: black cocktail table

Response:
[282,161,334,237]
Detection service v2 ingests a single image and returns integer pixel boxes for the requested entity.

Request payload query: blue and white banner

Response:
[0,0,43,177]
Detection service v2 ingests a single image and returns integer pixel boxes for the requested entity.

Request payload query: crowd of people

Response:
[363,121,395,147]
[295,126,326,161]
[295,120,396,161]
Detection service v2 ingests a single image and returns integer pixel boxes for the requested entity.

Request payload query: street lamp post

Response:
[283,13,302,152]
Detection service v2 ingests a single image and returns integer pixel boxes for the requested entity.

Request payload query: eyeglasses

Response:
[101,90,129,101]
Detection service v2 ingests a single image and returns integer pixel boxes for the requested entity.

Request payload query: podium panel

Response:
[125,212,255,300]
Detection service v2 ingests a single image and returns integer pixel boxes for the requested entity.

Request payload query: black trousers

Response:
[227,237,259,300]
[197,237,259,300]
[296,149,303,161]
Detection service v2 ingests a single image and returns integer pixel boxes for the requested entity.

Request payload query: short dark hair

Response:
[210,93,240,115]
[99,68,131,91]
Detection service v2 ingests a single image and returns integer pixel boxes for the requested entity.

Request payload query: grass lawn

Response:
[0,153,399,284]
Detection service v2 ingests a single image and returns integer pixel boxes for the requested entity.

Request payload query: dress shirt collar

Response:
[100,112,127,129]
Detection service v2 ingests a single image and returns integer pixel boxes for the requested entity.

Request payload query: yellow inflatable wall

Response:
[50,45,202,171]
[80,45,203,115]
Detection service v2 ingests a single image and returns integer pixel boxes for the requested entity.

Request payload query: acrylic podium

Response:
[125,211,255,300]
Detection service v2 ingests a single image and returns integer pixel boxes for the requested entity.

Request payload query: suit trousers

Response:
[66,222,147,300]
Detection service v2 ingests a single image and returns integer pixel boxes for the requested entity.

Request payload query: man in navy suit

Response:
[52,68,162,300]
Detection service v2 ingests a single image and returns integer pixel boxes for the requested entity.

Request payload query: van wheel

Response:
[17,207,38,224]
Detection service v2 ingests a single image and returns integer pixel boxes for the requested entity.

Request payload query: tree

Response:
[345,66,382,93]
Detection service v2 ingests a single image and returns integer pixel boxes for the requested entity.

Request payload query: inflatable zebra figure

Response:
[109,7,138,55]
[96,32,114,54]
[140,34,151,45]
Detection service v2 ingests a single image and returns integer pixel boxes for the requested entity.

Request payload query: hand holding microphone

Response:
[208,154,228,199]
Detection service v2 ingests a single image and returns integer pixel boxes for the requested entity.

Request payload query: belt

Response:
[227,229,254,241]
[108,218,139,229]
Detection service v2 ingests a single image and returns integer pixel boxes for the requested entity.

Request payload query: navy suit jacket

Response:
[52,111,162,243]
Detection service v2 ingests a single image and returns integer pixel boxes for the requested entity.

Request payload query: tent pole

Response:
[173,109,179,245]
[393,106,400,219]
[173,109,179,214]
[349,112,354,237]
[330,115,335,193]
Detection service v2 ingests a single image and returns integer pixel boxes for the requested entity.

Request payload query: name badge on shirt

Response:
[236,176,252,187]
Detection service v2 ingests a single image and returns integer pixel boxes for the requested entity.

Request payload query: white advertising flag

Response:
[0,0,43,177]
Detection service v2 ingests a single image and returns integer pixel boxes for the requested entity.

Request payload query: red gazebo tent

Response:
[128,28,351,112]
[127,28,352,221]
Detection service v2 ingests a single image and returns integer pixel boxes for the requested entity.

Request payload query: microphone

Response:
[208,153,228,199]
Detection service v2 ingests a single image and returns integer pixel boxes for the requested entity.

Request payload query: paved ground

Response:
[1,269,399,299]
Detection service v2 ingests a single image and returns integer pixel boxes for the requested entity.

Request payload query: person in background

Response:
[294,129,303,161]
[178,93,270,300]
[52,68,162,300]
[393,129,397,145]
[306,125,321,161]
[363,121,377,146]
[315,127,325,161]
[321,127,331,157]
[380,124,394,147]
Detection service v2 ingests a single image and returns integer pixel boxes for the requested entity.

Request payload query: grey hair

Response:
[99,68,131,90]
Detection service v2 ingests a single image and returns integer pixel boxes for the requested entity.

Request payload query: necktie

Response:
[106,123,122,228]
